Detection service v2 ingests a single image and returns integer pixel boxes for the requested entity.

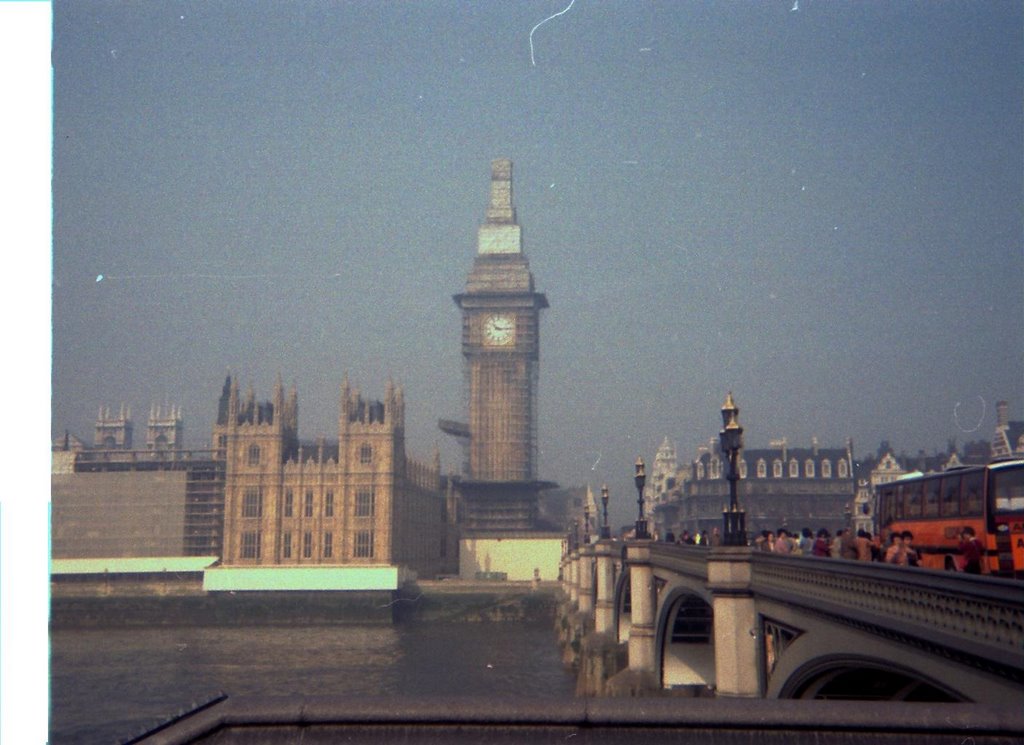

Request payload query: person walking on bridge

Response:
[958,526,983,574]
[902,531,921,567]
[884,531,906,565]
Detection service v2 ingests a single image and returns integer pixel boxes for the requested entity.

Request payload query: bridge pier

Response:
[626,541,657,676]
[599,540,659,694]
[708,545,759,698]
[578,544,595,615]
[593,540,616,636]
[567,549,579,606]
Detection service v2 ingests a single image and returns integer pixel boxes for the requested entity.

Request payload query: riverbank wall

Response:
[49,580,562,628]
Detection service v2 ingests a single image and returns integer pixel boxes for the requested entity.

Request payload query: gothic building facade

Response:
[214,375,453,578]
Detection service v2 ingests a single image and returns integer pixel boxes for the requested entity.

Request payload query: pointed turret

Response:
[477,158,522,255]
[229,377,240,423]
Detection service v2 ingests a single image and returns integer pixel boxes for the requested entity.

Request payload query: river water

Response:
[50,621,576,744]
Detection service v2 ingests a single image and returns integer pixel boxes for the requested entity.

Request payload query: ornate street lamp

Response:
[719,392,746,546]
[634,456,649,539]
[600,483,611,540]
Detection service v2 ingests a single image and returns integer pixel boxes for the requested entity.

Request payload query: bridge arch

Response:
[779,655,964,702]
[654,587,715,690]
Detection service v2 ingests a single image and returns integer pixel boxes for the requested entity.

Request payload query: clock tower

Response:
[450,158,551,531]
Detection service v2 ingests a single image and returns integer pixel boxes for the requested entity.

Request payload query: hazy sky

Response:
[52,0,1022,526]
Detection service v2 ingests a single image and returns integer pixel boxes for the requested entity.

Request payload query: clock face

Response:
[483,314,515,346]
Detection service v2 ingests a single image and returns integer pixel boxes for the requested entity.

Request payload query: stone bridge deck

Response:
[563,539,1024,703]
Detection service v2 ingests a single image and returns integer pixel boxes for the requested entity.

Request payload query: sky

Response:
[50,0,1023,530]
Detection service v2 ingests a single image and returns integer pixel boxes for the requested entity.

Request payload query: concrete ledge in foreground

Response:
[126,695,1024,744]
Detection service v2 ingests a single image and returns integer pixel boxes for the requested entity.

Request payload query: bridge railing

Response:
[748,552,1024,680]
[646,542,709,583]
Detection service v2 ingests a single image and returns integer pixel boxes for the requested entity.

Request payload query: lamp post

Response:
[719,392,746,546]
[600,484,611,540]
[634,456,649,539]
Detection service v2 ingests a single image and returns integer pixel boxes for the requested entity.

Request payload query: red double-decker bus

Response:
[876,459,1024,578]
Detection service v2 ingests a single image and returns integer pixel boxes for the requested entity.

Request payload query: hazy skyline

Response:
[52,1,1022,526]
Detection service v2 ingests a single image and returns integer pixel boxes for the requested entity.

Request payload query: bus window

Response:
[962,471,983,516]
[941,474,961,517]
[905,481,922,518]
[923,477,940,517]
[893,484,905,519]
[992,466,1024,512]
[879,484,896,525]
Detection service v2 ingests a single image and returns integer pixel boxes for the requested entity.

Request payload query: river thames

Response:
[50,620,576,744]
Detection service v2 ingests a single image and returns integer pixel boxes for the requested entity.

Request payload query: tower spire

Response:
[477,158,522,255]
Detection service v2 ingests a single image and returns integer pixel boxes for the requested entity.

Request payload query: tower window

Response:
[821,460,832,478]
[303,531,313,559]
[304,490,314,518]
[325,490,334,517]
[805,459,815,478]
[354,529,374,558]
[359,444,373,464]
[284,489,293,517]
[241,531,261,559]
[789,459,799,478]
[773,460,783,478]
[355,488,374,518]
[757,459,767,478]
[242,487,262,518]
[247,445,261,466]
[324,531,333,558]
[282,532,292,559]
[838,459,849,478]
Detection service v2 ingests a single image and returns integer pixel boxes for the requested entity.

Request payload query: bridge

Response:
[561,538,1024,703]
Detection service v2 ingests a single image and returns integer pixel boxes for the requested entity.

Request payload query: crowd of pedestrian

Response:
[746,526,923,566]
[657,522,986,573]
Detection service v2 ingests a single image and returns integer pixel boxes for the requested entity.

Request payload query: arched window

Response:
[247,444,261,466]
[773,460,783,478]
[821,460,832,478]
[789,459,799,478]
[697,463,705,480]
[359,443,373,464]
[757,459,767,478]
[738,460,748,479]
[805,459,815,478]
[838,459,849,478]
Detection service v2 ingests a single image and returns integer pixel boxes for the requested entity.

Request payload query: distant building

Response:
[147,403,183,450]
[52,403,224,559]
[94,403,133,449]
[648,437,688,538]
[666,436,856,538]
[992,400,1024,459]
[446,158,554,533]
[214,374,454,579]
